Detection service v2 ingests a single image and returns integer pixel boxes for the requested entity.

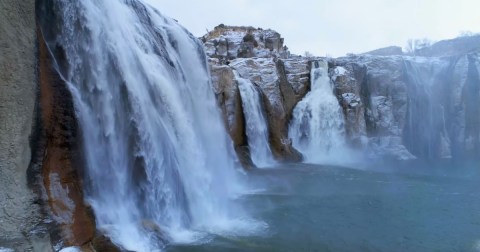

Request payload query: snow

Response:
[334,66,347,75]
[59,247,81,252]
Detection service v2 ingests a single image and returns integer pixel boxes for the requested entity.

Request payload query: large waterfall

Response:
[402,59,452,159]
[234,72,276,167]
[289,60,347,163]
[37,0,254,250]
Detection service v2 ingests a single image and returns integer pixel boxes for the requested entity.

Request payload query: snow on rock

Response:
[59,247,81,252]
[202,25,289,61]
[204,26,480,161]
[282,57,310,100]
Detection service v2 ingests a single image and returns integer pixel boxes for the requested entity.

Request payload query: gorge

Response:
[1,0,480,251]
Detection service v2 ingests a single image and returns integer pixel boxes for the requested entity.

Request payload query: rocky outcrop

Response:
[329,62,368,148]
[204,26,303,163]
[0,0,43,250]
[202,25,289,62]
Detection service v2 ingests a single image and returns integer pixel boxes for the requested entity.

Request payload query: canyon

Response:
[1,1,480,251]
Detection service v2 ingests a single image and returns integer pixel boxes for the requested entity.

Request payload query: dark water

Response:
[168,161,480,252]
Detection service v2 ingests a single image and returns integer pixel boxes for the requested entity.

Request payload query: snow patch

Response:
[59,247,81,252]
[334,66,347,75]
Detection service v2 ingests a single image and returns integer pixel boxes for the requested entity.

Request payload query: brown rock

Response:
[37,26,95,246]
[210,63,246,147]
[231,58,302,162]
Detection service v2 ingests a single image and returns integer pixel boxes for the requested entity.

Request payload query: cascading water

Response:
[402,59,452,159]
[288,60,347,163]
[234,71,276,167]
[37,0,258,251]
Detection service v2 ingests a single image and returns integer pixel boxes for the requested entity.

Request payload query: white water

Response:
[234,71,277,167]
[288,60,347,163]
[42,0,258,251]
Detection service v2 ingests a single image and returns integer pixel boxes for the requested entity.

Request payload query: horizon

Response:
[147,0,480,57]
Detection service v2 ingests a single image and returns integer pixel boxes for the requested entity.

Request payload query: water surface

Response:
[168,161,480,251]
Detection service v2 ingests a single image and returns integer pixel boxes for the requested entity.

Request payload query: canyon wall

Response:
[0,1,44,250]
[204,26,480,163]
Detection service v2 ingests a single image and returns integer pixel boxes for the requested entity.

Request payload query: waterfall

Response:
[37,0,255,250]
[402,59,452,159]
[234,71,276,167]
[288,60,347,163]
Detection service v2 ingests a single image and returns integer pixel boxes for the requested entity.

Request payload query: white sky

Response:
[148,0,480,57]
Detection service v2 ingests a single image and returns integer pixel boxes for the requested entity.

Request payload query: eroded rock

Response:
[202,25,289,61]
[36,27,96,247]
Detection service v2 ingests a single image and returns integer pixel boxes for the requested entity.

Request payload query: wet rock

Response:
[209,61,254,168]
[330,63,367,148]
[210,62,246,147]
[282,57,311,102]
[230,57,301,161]
[36,26,95,247]
[89,234,123,252]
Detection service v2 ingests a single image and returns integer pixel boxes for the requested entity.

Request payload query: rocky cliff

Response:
[1,1,110,251]
[332,52,480,160]
[0,1,45,250]
[204,25,304,165]
[1,6,479,249]
[204,26,480,163]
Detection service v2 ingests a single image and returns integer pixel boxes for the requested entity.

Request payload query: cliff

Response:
[204,26,480,163]
[1,1,109,250]
[204,25,304,165]
[0,1,44,250]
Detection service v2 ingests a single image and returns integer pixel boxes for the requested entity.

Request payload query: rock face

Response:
[332,52,480,160]
[36,27,96,247]
[202,25,289,62]
[1,1,101,250]
[0,0,43,250]
[209,61,253,168]
[204,26,304,163]
[204,26,480,162]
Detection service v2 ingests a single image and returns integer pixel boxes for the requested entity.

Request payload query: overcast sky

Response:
[148,0,480,57]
